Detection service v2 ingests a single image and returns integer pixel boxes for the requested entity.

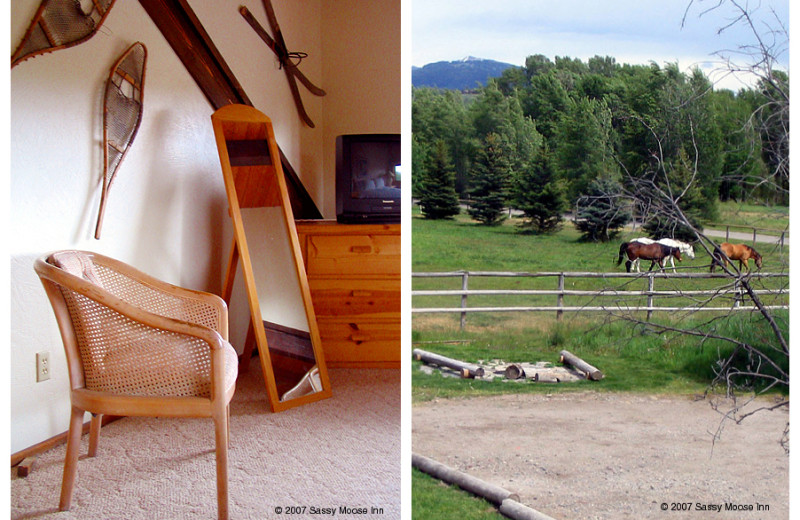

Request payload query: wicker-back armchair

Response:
[34,250,237,520]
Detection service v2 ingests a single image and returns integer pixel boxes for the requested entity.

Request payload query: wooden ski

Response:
[239,2,326,127]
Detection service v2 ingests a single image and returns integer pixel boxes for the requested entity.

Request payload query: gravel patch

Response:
[413,392,788,519]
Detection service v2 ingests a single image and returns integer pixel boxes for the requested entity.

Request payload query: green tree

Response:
[755,71,789,203]
[411,133,429,199]
[641,148,706,241]
[574,177,631,241]
[512,142,567,234]
[555,97,617,201]
[412,88,474,194]
[713,89,768,202]
[468,133,511,226]
[519,71,570,141]
[417,139,460,220]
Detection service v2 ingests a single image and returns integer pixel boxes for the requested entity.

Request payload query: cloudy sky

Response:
[411,0,789,90]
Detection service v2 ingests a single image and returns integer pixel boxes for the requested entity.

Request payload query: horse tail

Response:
[710,246,722,272]
[617,242,628,266]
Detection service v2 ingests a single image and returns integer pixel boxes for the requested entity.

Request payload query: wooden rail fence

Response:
[714,223,789,249]
[412,271,789,330]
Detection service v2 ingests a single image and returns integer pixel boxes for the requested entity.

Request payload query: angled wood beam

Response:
[138,0,322,219]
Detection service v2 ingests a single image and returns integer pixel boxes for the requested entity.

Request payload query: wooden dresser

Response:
[295,220,400,368]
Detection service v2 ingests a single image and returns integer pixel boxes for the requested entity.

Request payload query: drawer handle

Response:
[350,245,372,254]
[349,333,371,344]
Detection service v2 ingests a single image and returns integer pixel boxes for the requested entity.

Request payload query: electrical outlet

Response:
[36,351,51,382]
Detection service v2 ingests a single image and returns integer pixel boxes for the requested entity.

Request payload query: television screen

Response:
[348,141,401,199]
[336,134,401,223]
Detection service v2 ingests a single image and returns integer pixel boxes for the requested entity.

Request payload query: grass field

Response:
[412,469,504,520]
[412,207,789,333]
[712,201,790,232]
[411,205,789,519]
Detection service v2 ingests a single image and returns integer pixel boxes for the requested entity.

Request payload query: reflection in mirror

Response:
[240,207,321,401]
[212,104,331,412]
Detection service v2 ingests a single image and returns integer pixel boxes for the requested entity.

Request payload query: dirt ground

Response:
[413,392,789,519]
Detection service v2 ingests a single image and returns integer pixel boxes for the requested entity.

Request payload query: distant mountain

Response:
[412,57,516,91]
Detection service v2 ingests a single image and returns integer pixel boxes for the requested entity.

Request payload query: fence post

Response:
[780,231,785,253]
[733,279,741,309]
[646,273,654,321]
[726,226,730,242]
[460,272,469,331]
[753,228,757,247]
[557,273,565,321]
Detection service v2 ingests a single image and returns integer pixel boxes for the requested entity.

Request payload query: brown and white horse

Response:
[617,241,682,273]
[710,242,762,272]
[630,237,695,272]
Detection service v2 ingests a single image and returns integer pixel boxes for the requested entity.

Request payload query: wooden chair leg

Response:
[214,410,230,520]
[88,413,102,457]
[59,407,84,511]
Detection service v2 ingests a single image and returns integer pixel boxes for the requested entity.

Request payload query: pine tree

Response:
[418,139,460,220]
[512,142,567,233]
[574,177,631,241]
[468,133,511,226]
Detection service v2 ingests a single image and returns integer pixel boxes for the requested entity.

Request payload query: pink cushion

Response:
[51,251,103,287]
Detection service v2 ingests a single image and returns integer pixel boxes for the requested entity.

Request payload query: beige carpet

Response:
[11,366,401,519]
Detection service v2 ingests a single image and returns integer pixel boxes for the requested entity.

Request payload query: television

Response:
[335,134,401,224]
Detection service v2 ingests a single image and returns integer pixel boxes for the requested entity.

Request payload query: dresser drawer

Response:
[308,278,400,318]
[305,234,400,277]
[317,318,400,365]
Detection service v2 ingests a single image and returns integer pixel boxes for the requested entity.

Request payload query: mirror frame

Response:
[211,104,331,412]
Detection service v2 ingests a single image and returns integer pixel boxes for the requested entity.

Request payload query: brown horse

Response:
[617,241,682,273]
[710,242,762,272]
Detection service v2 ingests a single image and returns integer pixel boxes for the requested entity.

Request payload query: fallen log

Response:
[412,453,518,505]
[504,364,525,380]
[559,349,604,381]
[531,372,560,383]
[412,349,485,378]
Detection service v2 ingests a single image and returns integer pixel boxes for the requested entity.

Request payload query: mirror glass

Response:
[240,207,322,401]
[212,104,330,411]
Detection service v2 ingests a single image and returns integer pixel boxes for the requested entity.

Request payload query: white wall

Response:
[10,0,400,455]
[321,0,402,189]
[11,0,237,456]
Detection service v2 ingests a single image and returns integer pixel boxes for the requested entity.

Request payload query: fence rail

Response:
[412,271,789,330]
[713,224,789,249]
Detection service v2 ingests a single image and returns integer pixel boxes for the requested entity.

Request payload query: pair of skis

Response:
[239,0,326,128]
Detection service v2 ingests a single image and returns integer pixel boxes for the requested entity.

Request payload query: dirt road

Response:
[413,392,788,519]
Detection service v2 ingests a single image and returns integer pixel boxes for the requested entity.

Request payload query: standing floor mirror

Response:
[212,104,331,412]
